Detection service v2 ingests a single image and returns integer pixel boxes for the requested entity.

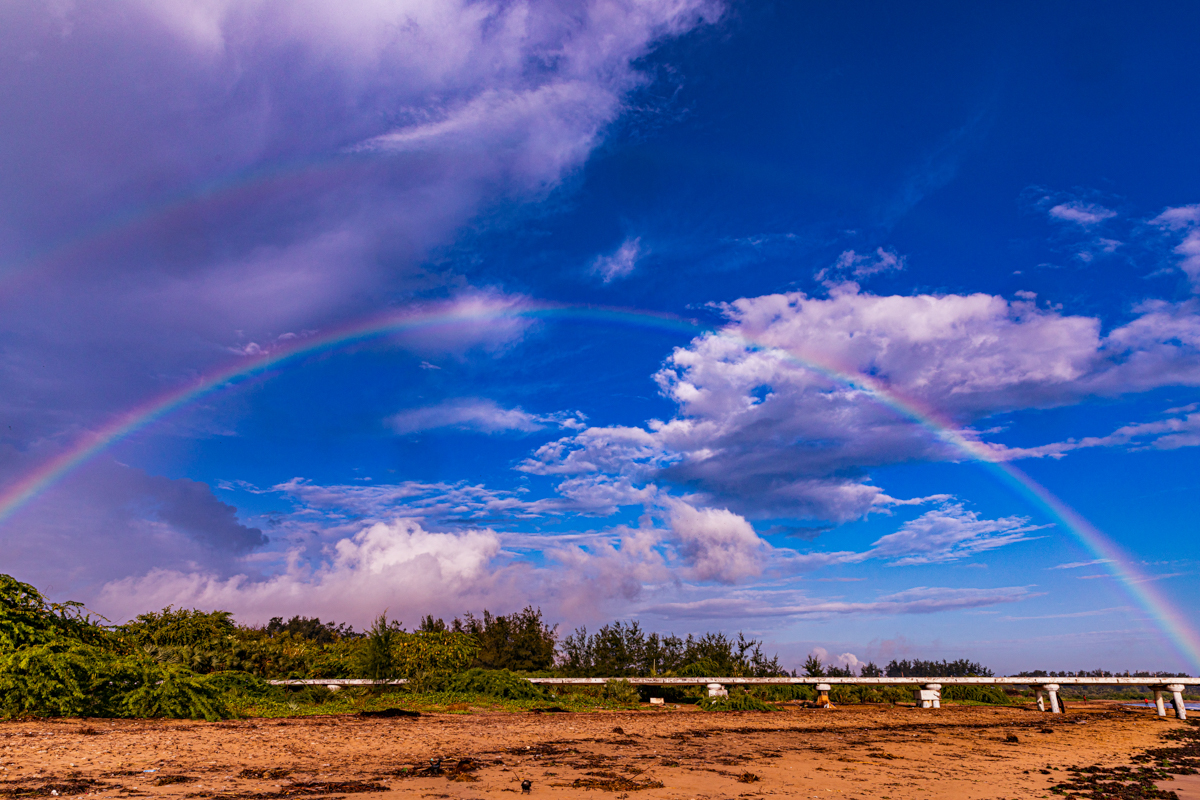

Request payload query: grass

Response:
[224,688,640,718]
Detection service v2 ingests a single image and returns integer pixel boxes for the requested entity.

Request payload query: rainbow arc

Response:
[2,301,1197,671]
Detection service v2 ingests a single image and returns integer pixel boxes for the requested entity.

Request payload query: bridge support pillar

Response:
[1167,684,1187,720]
[706,683,728,699]
[1044,684,1061,713]
[1153,688,1168,717]
[1035,688,1046,712]
[913,687,939,709]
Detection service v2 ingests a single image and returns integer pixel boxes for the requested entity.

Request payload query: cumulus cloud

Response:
[810,646,862,673]
[518,285,1200,519]
[591,237,643,282]
[388,398,585,435]
[664,498,767,583]
[95,518,507,625]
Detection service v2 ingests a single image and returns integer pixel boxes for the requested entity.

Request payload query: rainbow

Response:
[2,299,1197,671]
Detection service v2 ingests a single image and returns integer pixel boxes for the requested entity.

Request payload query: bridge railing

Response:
[267,676,1195,719]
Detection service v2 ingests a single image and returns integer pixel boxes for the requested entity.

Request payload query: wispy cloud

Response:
[1049,558,1114,570]
[644,585,1034,620]
[388,398,585,436]
[1048,201,1118,227]
[591,237,643,283]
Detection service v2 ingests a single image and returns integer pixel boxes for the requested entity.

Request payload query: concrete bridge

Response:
[269,676,1197,719]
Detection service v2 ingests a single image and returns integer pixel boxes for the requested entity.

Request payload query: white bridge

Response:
[269,676,1196,719]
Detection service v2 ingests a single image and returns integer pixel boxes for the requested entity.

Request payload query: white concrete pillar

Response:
[913,688,938,709]
[1167,684,1187,720]
[815,683,832,708]
[1044,684,1061,714]
[706,683,728,698]
[1153,688,1168,717]
[1035,689,1046,712]
[924,684,942,709]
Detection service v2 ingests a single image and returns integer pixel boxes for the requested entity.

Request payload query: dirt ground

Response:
[1,702,1192,800]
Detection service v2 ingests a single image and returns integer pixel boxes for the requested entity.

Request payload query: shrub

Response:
[0,642,229,720]
[392,631,478,677]
[118,663,229,721]
[0,575,111,651]
[447,668,544,700]
[700,691,775,712]
[603,678,640,705]
[941,685,1010,705]
[202,670,279,699]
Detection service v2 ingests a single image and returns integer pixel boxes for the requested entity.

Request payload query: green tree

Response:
[802,654,825,677]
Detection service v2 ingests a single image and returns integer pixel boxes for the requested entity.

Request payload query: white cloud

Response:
[388,398,584,435]
[644,585,1033,619]
[1049,559,1114,570]
[95,518,508,625]
[1048,201,1117,227]
[857,503,1044,565]
[1151,204,1200,289]
[518,284,1200,519]
[817,247,905,282]
[664,498,767,583]
[591,237,644,282]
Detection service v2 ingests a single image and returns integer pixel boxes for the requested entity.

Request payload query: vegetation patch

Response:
[446,668,545,700]
[699,692,776,712]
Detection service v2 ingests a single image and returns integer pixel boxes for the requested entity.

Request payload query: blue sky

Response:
[2,0,1198,675]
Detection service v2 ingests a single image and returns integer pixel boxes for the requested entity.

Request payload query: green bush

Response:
[118,663,229,721]
[203,670,279,699]
[0,642,229,720]
[941,684,1011,704]
[700,691,776,712]
[603,678,640,705]
[447,668,544,700]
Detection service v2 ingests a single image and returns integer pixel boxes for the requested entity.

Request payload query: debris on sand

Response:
[187,780,389,799]
[565,772,664,791]
[355,708,420,718]
[237,769,291,780]
[153,776,195,786]
[0,779,109,797]
[1050,723,1200,798]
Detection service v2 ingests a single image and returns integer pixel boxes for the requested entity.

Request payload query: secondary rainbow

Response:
[2,300,1197,671]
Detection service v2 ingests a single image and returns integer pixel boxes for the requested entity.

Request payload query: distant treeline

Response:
[4,573,1188,722]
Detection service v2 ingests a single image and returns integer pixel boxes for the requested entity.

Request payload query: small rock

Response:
[521,779,532,792]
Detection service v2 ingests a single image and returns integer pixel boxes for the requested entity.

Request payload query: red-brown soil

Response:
[1,702,1190,799]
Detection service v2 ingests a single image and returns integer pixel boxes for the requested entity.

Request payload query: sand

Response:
[1,702,1192,800]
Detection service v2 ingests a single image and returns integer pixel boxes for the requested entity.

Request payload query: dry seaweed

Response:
[237,769,292,780]
[0,779,109,797]
[1049,722,1200,798]
[566,772,665,792]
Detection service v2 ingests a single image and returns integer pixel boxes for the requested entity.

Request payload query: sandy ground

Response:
[1,702,1192,800]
